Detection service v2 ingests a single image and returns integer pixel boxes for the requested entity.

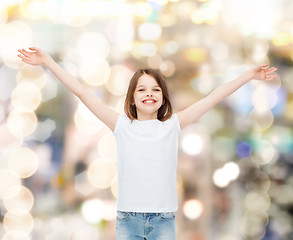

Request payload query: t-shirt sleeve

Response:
[173,113,181,133]
[113,114,126,136]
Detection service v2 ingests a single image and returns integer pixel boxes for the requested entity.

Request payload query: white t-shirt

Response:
[113,113,181,213]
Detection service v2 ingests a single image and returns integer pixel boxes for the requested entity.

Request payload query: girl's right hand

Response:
[17,47,50,66]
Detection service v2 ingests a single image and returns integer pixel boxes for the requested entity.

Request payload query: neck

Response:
[136,112,158,121]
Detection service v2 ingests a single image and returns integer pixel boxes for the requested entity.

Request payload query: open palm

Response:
[17,47,48,65]
[251,64,278,81]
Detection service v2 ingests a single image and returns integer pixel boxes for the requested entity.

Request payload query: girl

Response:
[17,47,278,240]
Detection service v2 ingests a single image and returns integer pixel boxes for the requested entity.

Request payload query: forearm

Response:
[45,56,85,97]
[208,71,253,104]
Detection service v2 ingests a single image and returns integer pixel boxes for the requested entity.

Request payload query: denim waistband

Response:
[117,211,174,217]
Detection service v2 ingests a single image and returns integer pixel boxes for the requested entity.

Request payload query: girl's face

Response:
[132,74,164,119]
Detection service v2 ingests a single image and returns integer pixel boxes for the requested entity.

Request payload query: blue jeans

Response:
[115,211,176,240]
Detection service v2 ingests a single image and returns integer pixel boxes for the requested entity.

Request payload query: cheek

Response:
[132,94,140,104]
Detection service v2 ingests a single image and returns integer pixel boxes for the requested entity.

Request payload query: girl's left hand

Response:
[250,64,278,81]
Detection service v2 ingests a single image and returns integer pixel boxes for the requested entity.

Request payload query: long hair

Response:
[124,68,173,122]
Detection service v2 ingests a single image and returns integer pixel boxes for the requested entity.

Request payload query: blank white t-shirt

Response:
[113,113,181,213]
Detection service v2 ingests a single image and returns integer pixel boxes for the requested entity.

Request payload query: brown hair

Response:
[124,68,173,122]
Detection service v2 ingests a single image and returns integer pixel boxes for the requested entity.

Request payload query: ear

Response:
[162,99,165,105]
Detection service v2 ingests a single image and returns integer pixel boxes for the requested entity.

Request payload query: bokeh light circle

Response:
[77,32,110,59]
[74,102,104,134]
[105,65,134,96]
[87,159,117,189]
[0,169,21,199]
[0,124,23,153]
[11,82,42,112]
[181,133,204,156]
[16,65,47,89]
[8,147,38,178]
[3,185,34,215]
[183,199,203,220]
[7,111,38,137]
[3,211,34,236]
[97,133,117,163]
[80,57,110,86]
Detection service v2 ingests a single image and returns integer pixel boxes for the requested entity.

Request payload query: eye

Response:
[138,89,144,91]
[154,89,161,91]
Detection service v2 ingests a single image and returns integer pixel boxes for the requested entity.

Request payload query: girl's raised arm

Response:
[177,64,278,130]
[18,47,119,132]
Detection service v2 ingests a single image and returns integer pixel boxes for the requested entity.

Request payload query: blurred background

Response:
[0,0,293,239]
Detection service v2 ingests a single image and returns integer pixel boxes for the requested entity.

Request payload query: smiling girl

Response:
[17,47,278,240]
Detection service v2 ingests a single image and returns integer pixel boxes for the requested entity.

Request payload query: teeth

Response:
[144,100,155,103]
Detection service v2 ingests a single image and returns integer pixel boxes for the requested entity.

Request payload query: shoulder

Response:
[163,113,181,132]
[113,114,129,134]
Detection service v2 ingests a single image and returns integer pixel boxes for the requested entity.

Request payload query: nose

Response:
[146,93,152,97]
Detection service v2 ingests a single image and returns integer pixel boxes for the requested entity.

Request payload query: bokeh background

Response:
[0,0,293,239]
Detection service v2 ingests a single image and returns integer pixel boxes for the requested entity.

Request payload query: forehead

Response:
[136,74,159,87]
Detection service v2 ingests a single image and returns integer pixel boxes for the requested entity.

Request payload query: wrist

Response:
[43,54,53,67]
[243,70,254,81]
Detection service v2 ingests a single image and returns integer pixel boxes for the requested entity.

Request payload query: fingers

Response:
[259,64,268,67]
[255,65,278,81]
[258,64,269,70]
[29,47,40,52]
[265,67,278,75]
[18,49,30,57]
[256,64,277,74]
[265,69,278,81]
[267,67,278,73]
[17,53,31,63]
[265,75,278,81]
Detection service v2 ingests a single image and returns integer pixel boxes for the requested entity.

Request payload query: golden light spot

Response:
[20,0,46,20]
[191,10,205,24]
[134,2,153,18]
[272,32,291,46]
[184,48,207,63]
[159,13,177,27]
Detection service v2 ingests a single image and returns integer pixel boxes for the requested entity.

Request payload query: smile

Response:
[142,100,157,104]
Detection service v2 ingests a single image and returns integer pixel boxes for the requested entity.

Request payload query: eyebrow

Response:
[136,85,160,88]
